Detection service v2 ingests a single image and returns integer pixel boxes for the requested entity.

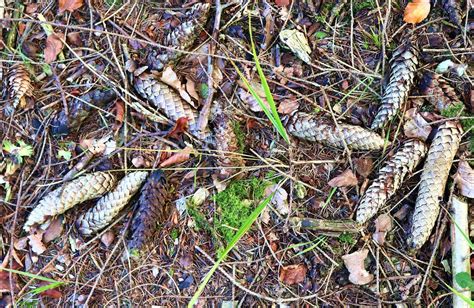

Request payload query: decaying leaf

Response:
[43,217,63,244]
[328,169,358,187]
[279,264,307,285]
[354,157,373,178]
[342,249,374,285]
[100,231,115,248]
[58,0,84,13]
[403,0,430,24]
[159,146,194,167]
[264,184,289,216]
[44,33,63,64]
[277,99,299,115]
[403,108,432,141]
[76,171,148,236]
[373,214,393,245]
[442,0,463,29]
[166,117,189,139]
[279,29,311,64]
[38,281,62,299]
[160,66,193,105]
[454,159,474,198]
[28,232,47,255]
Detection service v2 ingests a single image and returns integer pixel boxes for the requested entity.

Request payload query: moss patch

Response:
[441,103,474,152]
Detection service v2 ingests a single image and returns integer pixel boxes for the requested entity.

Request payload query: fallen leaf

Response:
[328,169,358,187]
[14,237,29,250]
[160,66,193,105]
[44,33,63,64]
[454,159,474,198]
[160,146,193,167]
[279,264,307,285]
[166,117,189,139]
[403,0,430,24]
[186,78,200,101]
[278,99,299,115]
[113,100,125,131]
[66,32,82,46]
[279,29,311,64]
[58,0,84,13]
[403,108,432,141]
[275,0,291,7]
[38,281,62,299]
[28,232,47,255]
[355,157,373,178]
[26,3,39,14]
[100,231,115,248]
[43,217,63,244]
[342,249,374,285]
[264,184,289,215]
[237,87,270,113]
[372,214,393,245]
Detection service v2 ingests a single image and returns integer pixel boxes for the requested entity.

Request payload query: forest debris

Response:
[287,112,386,151]
[159,146,194,167]
[44,33,64,64]
[442,0,463,28]
[373,214,393,245]
[279,264,307,285]
[290,217,361,233]
[356,139,427,224]
[454,159,474,198]
[37,281,62,299]
[43,217,63,244]
[191,187,209,207]
[409,121,462,250]
[354,157,373,178]
[403,108,432,141]
[237,87,270,112]
[166,117,189,139]
[100,231,115,248]
[403,0,430,24]
[28,232,47,255]
[264,184,289,215]
[160,66,193,105]
[371,39,419,129]
[76,171,148,236]
[277,99,299,115]
[58,0,84,14]
[279,29,311,64]
[328,169,358,187]
[342,249,374,285]
[435,60,467,76]
[4,63,33,115]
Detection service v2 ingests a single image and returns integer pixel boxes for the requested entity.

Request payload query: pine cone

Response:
[419,72,460,111]
[134,72,198,133]
[408,121,462,250]
[442,0,462,28]
[146,3,211,70]
[76,171,148,236]
[4,63,33,116]
[23,172,117,232]
[211,100,245,179]
[128,170,168,251]
[371,40,419,129]
[356,139,427,224]
[287,112,386,151]
[51,89,116,136]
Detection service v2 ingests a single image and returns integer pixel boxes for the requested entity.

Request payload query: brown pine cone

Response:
[419,72,460,112]
[408,121,462,250]
[134,72,198,133]
[4,63,33,116]
[76,171,148,236]
[211,100,245,179]
[371,40,419,129]
[287,112,386,151]
[23,172,117,232]
[128,170,169,251]
[146,3,211,70]
[356,139,427,224]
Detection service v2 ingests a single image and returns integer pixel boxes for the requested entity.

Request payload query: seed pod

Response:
[371,40,419,129]
[128,170,168,251]
[76,171,148,236]
[146,3,211,70]
[4,63,34,116]
[287,112,386,151]
[23,172,117,232]
[211,100,244,179]
[51,89,117,136]
[442,0,462,28]
[419,72,460,111]
[356,139,427,224]
[408,121,462,250]
[134,72,198,133]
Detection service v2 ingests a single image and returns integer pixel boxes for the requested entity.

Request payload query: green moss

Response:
[105,0,123,7]
[338,232,355,245]
[232,121,246,153]
[441,103,474,153]
[354,0,376,12]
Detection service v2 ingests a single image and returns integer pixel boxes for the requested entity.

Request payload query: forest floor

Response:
[0,0,473,307]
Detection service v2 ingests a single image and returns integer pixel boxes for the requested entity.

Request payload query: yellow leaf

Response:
[403,0,431,24]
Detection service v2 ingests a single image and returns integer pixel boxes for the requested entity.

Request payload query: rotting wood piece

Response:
[408,121,462,250]
[76,171,148,236]
[23,172,117,232]
[3,63,33,116]
[287,112,386,151]
[356,139,427,224]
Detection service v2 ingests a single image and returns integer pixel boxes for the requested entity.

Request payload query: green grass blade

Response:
[444,282,474,306]
[30,281,63,295]
[0,268,63,284]
[188,193,274,307]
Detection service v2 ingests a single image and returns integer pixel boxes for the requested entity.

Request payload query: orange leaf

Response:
[44,33,63,64]
[113,100,125,131]
[403,0,430,24]
[166,117,189,139]
[58,0,84,13]
[160,147,193,167]
[38,281,62,299]
[279,264,307,285]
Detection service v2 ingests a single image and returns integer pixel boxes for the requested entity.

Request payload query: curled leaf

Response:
[372,214,393,245]
[342,249,374,285]
[328,169,358,187]
[44,33,63,64]
[403,0,430,24]
[403,108,432,141]
[454,160,474,198]
[58,0,84,13]
[160,146,194,167]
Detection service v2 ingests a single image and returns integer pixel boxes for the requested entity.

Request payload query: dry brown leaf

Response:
[278,99,299,115]
[403,108,432,141]
[186,78,200,101]
[58,0,84,13]
[28,232,47,255]
[113,100,125,131]
[372,214,393,245]
[454,159,474,198]
[342,249,374,285]
[279,264,307,285]
[100,231,115,248]
[403,0,430,24]
[44,33,63,64]
[160,66,193,105]
[43,217,63,244]
[26,3,39,14]
[328,169,358,187]
[66,32,82,46]
[355,157,373,178]
[166,117,189,139]
[160,146,193,167]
